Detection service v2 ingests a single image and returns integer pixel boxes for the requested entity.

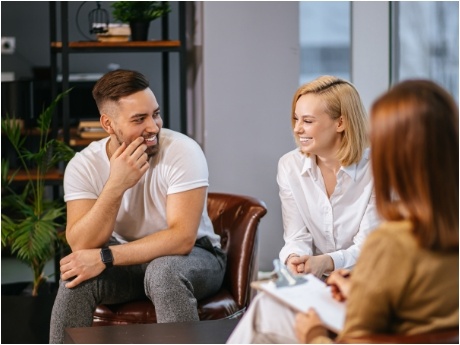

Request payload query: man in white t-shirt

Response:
[50,70,226,344]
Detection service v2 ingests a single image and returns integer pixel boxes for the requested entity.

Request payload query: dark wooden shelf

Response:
[51,40,181,53]
[3,127,105,147]
[8,168,64,182]
[1,128,47,136]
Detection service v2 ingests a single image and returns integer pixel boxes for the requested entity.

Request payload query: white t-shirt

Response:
[277,147,381,269]
[64,128,221,248]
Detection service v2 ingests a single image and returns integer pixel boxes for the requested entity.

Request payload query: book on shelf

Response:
[79,131,109,139]
[78,119,101,129]
[77,119,108,139]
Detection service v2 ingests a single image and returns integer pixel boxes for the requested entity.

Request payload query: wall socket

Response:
[1,37,16,54]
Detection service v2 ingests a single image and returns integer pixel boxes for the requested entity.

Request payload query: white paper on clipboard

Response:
[251,273,346,333]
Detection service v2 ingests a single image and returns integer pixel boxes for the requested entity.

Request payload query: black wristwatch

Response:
[100,246,114,269]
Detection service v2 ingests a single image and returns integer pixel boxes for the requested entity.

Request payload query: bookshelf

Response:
[49,2,187,146]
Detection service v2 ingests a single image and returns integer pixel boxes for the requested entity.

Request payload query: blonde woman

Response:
[295,79,459,343]
[279,76,381,278]
[227,76,381,343]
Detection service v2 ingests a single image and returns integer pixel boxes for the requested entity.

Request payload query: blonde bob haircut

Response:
[291,75,368,166]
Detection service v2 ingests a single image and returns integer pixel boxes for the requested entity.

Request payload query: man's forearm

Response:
[109,187,205,266]
[66,182,125,251]
[110,227,197,266]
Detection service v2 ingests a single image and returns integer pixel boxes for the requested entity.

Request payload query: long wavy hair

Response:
[370,79,459,251]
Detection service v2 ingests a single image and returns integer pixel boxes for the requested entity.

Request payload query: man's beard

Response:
[145,136,160,157]
[114,130,161,159]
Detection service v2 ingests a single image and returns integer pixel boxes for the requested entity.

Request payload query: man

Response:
[50,70,226,343]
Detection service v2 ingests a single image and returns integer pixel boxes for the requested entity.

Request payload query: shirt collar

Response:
[301,153,317,180]
[341,164,357,181]
[342,148,370,181]
[301,148,370,182]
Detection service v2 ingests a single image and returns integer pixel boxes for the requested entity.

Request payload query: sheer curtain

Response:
[392,1,459,103]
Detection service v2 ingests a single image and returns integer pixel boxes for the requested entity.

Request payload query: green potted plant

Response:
[1,89,75,297]
[111,1,171,41]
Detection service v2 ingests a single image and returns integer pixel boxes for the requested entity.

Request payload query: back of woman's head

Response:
[291,75,368,166]
[370,79,459,251]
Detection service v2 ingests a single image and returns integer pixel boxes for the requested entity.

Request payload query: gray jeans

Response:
[49,237,226,344]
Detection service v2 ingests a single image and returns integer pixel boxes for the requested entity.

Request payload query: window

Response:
[391,1,459,103]
[299,2,351,85]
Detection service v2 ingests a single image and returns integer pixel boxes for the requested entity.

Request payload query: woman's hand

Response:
[286,254,304,274]
[326,269,351,302]
[295,308,328,343]
[289,254,334,278]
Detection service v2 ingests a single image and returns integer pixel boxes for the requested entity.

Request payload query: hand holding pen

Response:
[326,269,351,302]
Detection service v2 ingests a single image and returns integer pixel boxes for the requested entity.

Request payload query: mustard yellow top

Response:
[312,220,459,343]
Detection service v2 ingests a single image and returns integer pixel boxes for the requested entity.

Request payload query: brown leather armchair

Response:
[92,192,267,326]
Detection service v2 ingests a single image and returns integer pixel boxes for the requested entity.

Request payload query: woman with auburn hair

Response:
[294,79,459,343]
[227,76,381,343]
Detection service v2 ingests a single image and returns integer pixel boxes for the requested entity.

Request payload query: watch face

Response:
[101,247,113,263]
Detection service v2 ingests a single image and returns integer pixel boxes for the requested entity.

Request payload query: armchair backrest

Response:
[207,192,267,310]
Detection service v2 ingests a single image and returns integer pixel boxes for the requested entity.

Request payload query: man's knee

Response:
[144,256,191,293]
[145,255,183,280]
[55,274,106,306]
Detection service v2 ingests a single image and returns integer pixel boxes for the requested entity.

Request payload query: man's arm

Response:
[66,136,149,251]
[111,186,206,263]
[60,186,206,288]
[65,196,121,251]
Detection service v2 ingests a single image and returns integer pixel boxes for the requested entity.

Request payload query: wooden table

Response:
[64,318,240,344]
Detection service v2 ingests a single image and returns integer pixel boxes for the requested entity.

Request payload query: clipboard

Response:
[251,260,346,333]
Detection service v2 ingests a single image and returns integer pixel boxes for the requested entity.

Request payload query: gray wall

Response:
[200,2,299,271]
[351,2,390,111]
[1,2,50,79]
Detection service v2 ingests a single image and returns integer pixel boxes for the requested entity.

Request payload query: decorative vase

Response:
[129,21,150,41]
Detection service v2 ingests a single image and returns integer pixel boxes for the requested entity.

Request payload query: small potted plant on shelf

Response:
[111,1,171,41]
[1,89,75,297]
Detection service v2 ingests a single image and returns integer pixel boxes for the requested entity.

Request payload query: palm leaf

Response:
[9,215,58,264]
[1,88,75,295]
[1,116,27,150]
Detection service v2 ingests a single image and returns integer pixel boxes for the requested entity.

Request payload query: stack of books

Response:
[77,119,108,139]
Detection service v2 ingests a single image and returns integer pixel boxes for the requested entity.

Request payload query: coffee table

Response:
[64,318,240,344]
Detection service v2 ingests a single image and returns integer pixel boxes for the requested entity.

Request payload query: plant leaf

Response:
[1,88,74,294]
[9,214,59,265]
[1,115,26,150]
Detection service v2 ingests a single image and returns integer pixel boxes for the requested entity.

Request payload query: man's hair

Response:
[92,69,149,112]
[291,75,368,166]
[370,79,459,252]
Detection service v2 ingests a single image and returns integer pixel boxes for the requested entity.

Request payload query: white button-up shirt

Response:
[277,147,381,270]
